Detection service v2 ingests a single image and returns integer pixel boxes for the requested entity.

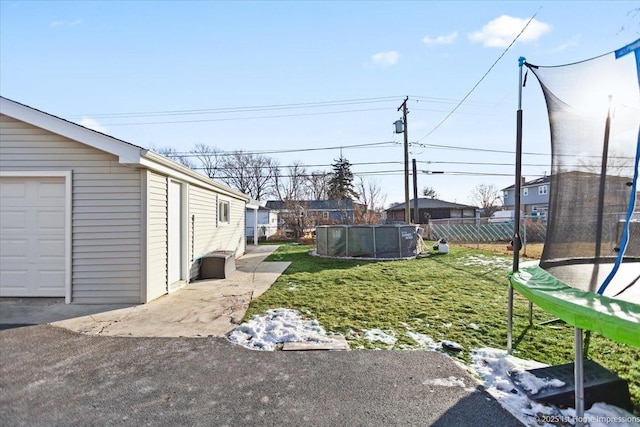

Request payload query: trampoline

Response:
[507,38,640,424]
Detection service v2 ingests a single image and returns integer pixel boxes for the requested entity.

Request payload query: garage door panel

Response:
[0,238,28,259]
[38,182,65,199]
[37,209,65,231]
[1,177,66,297]
[1,210,28,232]
[0,270,28,295]
[38,238,65,258]
[0,181,27,199]
[36,270,65,292]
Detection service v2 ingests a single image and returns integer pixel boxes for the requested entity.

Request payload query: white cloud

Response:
[80,117,107,133]
[468,15,551,48]
[423,32,458,46]
[371,50,400,66]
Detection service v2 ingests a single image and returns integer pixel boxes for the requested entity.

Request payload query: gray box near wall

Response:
[199,251,236,279]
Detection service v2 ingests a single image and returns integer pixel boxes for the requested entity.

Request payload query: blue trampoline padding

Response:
[509,263,640,347]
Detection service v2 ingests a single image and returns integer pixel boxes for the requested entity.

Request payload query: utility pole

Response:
[412,158,418,223]
[398,96,410,224]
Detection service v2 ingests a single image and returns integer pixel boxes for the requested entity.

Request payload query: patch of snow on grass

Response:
[468,323,479,330]
[462,254,511,269]
[227,308,336,351]
[406,332,440,350]
[362,329,397,346]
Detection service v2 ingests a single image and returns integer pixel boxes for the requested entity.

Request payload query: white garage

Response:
[0,173,71,298]
[0,96,249,304]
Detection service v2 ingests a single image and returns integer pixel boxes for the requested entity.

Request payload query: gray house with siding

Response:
[502,176,550,215]
[0,97,248,304]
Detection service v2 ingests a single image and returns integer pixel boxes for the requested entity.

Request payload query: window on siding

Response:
[538,185,548,195]
[219,200,230,224]
[523,188,529,196]
[504,191,509,199]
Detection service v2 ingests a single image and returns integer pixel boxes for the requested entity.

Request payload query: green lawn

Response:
[246,243,640,414]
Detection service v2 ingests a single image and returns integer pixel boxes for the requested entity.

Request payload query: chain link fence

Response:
[422,216,547,246]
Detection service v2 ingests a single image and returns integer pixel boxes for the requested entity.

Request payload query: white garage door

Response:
[0,177,66,297]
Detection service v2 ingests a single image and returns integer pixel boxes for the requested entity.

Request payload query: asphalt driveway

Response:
[0,324,523,427]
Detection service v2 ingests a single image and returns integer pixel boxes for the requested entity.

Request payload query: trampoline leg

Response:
[528,301,533,325]
[575,327,585,427]
[507,284,513,354]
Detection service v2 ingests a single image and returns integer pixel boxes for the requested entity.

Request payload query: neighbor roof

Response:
[386,198,477,211]
[502,175,551,191]
[265,200,355,210]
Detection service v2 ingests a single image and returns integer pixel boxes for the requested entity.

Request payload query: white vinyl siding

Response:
[146,171,168,302]
[1,114,142,303]
[189,187,246,270]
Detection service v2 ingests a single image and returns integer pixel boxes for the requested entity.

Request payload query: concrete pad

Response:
[0,298,134,326]
[25,245,290,338]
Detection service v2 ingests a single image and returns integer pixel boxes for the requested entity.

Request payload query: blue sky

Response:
[1,1,638,207]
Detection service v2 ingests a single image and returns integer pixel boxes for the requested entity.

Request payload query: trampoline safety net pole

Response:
[575,327,585,426]
[508,56,526,354]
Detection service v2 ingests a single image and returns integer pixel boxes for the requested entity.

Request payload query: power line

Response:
[411,141,549,156]
[69,96,403,119]
[165,141,400,157]
[414,7,543,143]
[100,107,394,126]
[69,95,496,120]
[193,168,536,178]
[421,160,549,167]
[408,95,498,107]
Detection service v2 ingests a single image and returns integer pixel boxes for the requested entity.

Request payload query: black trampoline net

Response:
[525,42,640,293]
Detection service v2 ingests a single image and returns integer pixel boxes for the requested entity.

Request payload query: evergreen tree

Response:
[328,156,358,200]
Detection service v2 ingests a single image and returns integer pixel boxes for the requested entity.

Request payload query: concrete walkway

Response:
[1,245,290,338]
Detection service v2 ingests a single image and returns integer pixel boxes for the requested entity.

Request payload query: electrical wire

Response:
[414,7,543,143]
[165,141,400,157]
[100,107,394,126]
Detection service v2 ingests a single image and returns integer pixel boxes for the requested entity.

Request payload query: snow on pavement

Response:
[227,309,638,426]
[226,308,339,351]
[472,348,639,427]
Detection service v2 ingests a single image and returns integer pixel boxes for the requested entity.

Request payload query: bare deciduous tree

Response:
[355,177,387,223]
[274,161,308,201]
[191,143,222,179]
[155,146,196,169]
[219,151,252,195]
[307,170,330,200]
[468,183,502,217]
[219,151,277,200]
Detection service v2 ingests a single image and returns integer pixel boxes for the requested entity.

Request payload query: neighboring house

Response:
[245,205,278,240]
[502,176,550,215]
[0,97,249,304]
[385,198,478,223]
[265,199,358,230]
